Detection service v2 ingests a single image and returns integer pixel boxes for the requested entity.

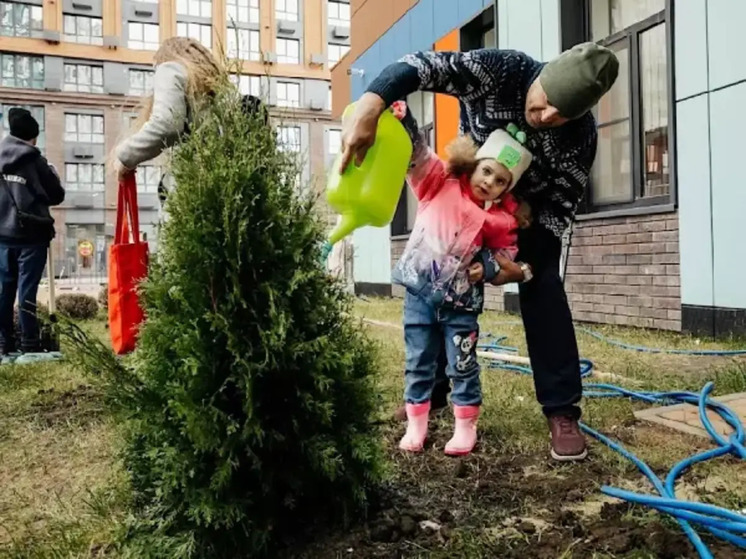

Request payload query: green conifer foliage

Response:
[66,88,382,557]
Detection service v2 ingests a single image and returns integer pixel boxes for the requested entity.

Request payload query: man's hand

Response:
[468,262,484,283]
[339,92,386,173]
[515,201,532,229]
[490,255,530,286]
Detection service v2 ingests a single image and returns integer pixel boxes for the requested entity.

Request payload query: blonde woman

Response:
[114,37,225,186]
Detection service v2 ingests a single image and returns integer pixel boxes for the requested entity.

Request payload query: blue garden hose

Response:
[575,325,746,356]
[484,322,746,356]
[479,337,746,558]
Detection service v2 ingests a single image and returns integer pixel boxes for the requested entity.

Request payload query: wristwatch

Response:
[519,262,533,283]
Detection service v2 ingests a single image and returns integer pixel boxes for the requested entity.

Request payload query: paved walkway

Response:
[635,393,746,438]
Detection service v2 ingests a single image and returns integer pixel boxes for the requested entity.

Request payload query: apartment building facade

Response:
[332,0,746,337]
[0,0,350,280]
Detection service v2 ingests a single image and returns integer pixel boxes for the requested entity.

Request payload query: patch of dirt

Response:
[283,428,745,559]
[28,384,102,427]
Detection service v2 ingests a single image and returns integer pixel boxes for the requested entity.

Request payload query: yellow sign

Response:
[78,240,94,257]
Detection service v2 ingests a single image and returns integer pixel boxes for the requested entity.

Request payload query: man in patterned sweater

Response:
[341,43,618,461]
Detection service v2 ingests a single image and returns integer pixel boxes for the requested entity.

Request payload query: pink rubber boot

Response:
[399,402,430,452]
[444,405,480,456]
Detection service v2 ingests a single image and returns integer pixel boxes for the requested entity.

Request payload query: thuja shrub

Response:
[66,87,382,558]
[55,294,99,320]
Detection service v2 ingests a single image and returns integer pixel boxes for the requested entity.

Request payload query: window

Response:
[231,74,261,97]
[1,53,43,89]
[586,0,670,211]
[275,0,298,21]
[277,125,301,153]
[227,0,258,25]
[277,38,299,64]
[64,113,104,144]
[176,0,212,18]
[63,63,104,94]
[128,22,159,50]
[129,68,154,96]
[327,43,350,66]
[136,165,162,194]
[276,81,300,108]
[1,104,44,151]
[65,163,105,191]
[177,22,212,49]
[226,27,259,60]
[328,129,341,155]
[0,1,42,37]
[63,14,103,45]
[391,91,434,236]
[327,1,349,27]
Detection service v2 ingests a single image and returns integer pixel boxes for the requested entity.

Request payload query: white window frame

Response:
[62,14,103,45]
[276,81,300,108]
[64,113,105,144]
[63,63,104,94]
[65,163,105,192]
[226,27,259,61]
[226,0,259,25]
[231,74,261,97]
[327,1,350,27]
[128,68,154,96]
[0,53,44,89]
[0,1,43,37]
[277,125,301,153]
[275,0,298,21]
[128,22,160,50]
[176,0,212,18]
[276,38,300,64]
[136,165,162,194]
[327,43,350,66]
[177,21,212,49]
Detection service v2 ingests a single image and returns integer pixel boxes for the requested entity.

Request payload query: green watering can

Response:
[321,103,412,261]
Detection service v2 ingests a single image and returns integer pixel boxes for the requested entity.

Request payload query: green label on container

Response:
[497,145,522,169]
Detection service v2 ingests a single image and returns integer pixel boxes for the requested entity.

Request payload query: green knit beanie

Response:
[539,42,620,120]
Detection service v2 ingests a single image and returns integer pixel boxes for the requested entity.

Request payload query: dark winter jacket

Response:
[367,49,598,238]
[0,135,65,244]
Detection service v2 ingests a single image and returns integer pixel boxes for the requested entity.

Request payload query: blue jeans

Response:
[403,291,482,407]
[0,244,48,352]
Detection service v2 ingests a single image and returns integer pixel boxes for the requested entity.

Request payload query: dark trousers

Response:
[0,244,48,352]
[431,223,582,418]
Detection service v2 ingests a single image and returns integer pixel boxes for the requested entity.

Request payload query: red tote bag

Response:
[108,175,149,355]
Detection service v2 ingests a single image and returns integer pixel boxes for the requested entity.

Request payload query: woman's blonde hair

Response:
[131,37,226,132]
[445,135,480,177]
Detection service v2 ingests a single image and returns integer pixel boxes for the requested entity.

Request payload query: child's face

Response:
[470,159,512,202]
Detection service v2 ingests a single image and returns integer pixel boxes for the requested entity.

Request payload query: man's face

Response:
[524,77,570,129]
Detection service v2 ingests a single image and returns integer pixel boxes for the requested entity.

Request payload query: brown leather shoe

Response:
[548,415,588,461]
[394,400,448,422]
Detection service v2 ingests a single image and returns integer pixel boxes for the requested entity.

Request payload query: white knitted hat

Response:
[475,129,533,190]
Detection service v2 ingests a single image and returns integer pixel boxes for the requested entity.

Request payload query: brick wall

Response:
[390,237,506,310]
[565,213,681,331]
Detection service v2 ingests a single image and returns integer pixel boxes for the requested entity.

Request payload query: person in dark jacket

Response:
[0,108,65,354]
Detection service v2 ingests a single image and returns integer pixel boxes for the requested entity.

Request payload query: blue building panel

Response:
[409,0,436,52]
[676,95,713,307]
[458,0,484,24]
[432,0,460,40]
[710,82,746,309]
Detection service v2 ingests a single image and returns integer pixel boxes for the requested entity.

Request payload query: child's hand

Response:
[468,262,485,283]
[515,201,532,229]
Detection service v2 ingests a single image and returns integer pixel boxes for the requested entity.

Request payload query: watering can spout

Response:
[328,213,360,245]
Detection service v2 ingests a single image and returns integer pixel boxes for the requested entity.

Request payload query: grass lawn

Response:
[2,299,746,558]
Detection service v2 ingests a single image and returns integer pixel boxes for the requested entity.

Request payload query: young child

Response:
[390,101,532,456]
